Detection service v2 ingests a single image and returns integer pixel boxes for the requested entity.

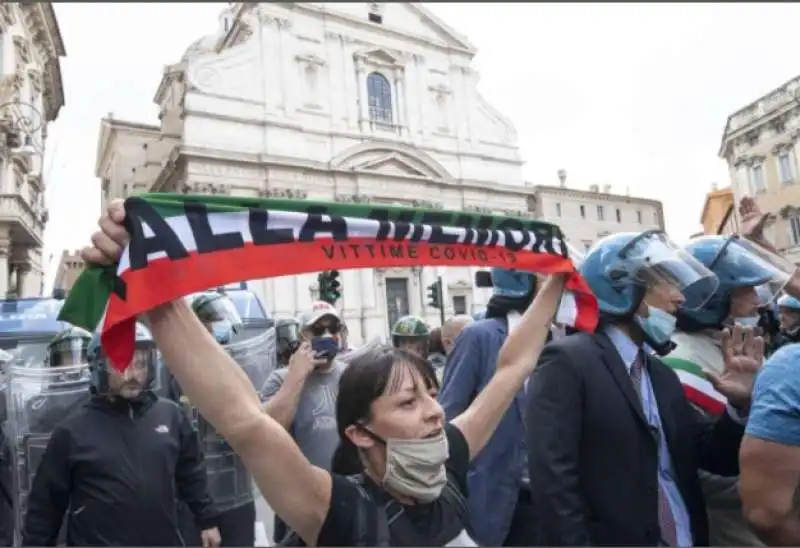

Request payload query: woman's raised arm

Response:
[450,274,565,460]
[147,300,332,545]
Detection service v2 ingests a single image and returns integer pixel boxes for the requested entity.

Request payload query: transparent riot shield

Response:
[224,328,277,395]
[6,363,90,543]
[192,329,277,513]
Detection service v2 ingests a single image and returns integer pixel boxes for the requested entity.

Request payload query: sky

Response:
[40,2,800,289]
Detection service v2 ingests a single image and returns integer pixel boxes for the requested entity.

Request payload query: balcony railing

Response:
[0,193,43,246]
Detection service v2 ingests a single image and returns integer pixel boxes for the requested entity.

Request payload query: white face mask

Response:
[733,316,759,328]
[382,432,449,503]
[634,305,677,346]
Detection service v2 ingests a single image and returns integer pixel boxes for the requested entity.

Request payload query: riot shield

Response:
[190,329,276,513]
[6,363,90,543]
[223,328,277,394]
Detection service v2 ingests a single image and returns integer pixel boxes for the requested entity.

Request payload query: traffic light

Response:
[426,277,443,309]
[327,270,341,303]
[318,270,342,305]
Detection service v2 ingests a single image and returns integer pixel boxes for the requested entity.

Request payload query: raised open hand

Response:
[739,196,767,238]
[706,324,764,411]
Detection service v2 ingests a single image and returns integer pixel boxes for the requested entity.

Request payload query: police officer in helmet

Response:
[276,318,301,367]
[193,292,243,345]
[391,315,431,358]
[46,327,92,367]
[22,324,221,547]
[187,292,257,547]
[773,294,800,351]
[662,234,793,546]
[525,230,761,546]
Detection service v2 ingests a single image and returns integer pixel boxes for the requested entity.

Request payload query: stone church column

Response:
[394,68,405,135]
[15,263,30,297]
[0,231,9,299]
[355,57,368,131]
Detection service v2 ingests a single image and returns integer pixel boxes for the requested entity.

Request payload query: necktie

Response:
[630,352,679,547]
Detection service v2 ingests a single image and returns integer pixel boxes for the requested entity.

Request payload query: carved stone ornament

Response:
[12,36,31,65]
[0,4,16,26]
[464,204,492,215]
[258,11,292,29]
[182,182,231,195]
[295,53,325,68]
[411,199,444,210]
[526,195,538,213]
[26,69,42,95]
[334,193,372,204]
[258,187,308,200]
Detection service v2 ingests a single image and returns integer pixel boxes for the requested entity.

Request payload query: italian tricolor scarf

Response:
[661,331,727,416]
[59,193,599,370]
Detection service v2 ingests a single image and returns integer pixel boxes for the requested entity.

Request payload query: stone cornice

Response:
[282,2,475,57]
[162,145,531,197]
[153,62,187,105]
[531,184,663,208]
[20,4,66,121]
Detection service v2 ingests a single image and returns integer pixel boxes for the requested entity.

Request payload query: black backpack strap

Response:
[345,474,393,547]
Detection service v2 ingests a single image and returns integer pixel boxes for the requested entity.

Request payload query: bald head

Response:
[441,315,473,355]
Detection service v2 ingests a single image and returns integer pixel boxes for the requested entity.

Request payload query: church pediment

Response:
[354,47,402,67]
[353,153,434,179]
[303,3,475,54]
[330,142,453,182]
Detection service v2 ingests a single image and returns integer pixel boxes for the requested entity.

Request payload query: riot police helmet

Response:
[191,291,244,345]
[87,322,159,398]
[676,235,795,330]
[579,230,718,354]
[46,326,92,367]
[777,294,800,332]
[275,317,301,365]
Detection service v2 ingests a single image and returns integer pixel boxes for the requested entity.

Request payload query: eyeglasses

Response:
[310,322,342,337]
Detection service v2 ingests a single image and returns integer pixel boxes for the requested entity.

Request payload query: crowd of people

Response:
[1,195,800,547]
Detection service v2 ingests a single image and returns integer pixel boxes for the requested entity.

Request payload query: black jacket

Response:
[526,332,744,546]
[22,391,218,546]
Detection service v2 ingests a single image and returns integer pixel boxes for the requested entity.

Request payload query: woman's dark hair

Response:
[428,327,445,356]
[330,345,439,475]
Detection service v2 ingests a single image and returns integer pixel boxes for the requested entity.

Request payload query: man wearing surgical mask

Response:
[525,230,762,546]
[261,301,346,544]
[661,235,794,546]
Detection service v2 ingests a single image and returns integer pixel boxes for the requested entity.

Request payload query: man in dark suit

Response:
[525,230,763,546]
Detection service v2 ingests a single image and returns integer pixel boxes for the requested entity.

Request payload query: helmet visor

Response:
[616,231,719,311]
[196,297,242,325]
[50,338,88,367]
[711,236,799,303]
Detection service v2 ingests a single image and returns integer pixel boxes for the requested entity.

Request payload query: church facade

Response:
[96,2,537,343]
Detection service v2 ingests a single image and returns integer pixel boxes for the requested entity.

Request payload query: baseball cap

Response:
[298,301,341,329]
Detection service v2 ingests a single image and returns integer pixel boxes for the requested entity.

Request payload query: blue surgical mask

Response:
[311,336,340,361]
[211,321,234,345]
[733,316,759,328]
[634,306,677,346]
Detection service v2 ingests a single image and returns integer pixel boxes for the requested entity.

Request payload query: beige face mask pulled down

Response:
[382,431,449,503]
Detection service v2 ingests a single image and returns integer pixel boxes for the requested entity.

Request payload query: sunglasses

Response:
[310,322,342,337]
